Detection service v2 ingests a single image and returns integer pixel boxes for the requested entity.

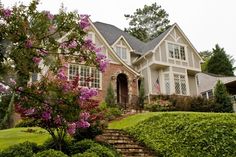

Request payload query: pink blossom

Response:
[3,9,11,17]
[43,11,54,20]
[68,40,78,49]
[67,123,76,135]
[10,78,16,85]
[60,42,67,49]
[38,49,48,56]
[24,108,35,116]
[83,39,96,51]
[0,84,7,94]
[48,25,56,33]
[54,115,62,126]
[32,57,42,64]
[57,68,68,81]
[42,111,51,121]
[80,112,90,121]
[79,14,90,30]
[76,119,90,128]
[80,87,98,100]
[25,39,33,48]
[99,60,108,73]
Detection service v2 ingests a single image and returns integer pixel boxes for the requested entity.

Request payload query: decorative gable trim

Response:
[112,35,134,52]
[89,19,140,76]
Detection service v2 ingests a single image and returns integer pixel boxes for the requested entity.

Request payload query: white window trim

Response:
[165,41,189,66]
[173,73,187,96]
[68,64,102,90]
[87,32,95,43]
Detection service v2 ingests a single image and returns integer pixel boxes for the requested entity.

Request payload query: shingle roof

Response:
[93,21,174,55]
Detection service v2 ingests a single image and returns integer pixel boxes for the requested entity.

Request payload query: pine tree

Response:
[207,44,234,76]
[213,80,233,112]
[105,82,116,107]
[124,2,170,42]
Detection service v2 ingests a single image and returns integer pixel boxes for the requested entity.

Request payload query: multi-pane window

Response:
[168,43,186,60]
[174,74,187,95]
[69,64,101,88]
[116,46,127,60]
[164,74,170,95]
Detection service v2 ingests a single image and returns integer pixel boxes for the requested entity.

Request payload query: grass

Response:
[113,112,236,157]
[108,112,160,129]
[0,127,50,150]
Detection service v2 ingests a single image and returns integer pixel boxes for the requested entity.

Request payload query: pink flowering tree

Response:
[0,0,108,150]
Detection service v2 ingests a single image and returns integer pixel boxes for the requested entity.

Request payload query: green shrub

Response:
[105,82,116,107]
[69,139,99,155]
[214,80,233,112]
[72,152,99,157]
[0,141,40,157]
[127,112,236,157]
[33,149,68,157]
[105,107,122,121]
[15,118,39,127]
[86,145,116,157]
[145,99,173,111]
[42,136,72,155]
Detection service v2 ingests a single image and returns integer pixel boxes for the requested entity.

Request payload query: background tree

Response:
[105,82,116,107]
[206,44,234,76]
[213,80,233,112]
[124,2,170,42]
[199,50,212,72]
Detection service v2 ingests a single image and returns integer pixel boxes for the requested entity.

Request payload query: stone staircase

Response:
[96,129,157,157]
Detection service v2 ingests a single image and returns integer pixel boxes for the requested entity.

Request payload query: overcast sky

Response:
[2,0,236,66]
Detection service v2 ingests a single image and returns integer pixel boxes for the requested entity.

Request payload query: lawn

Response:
[109,112,236,157]
[0,127,50,150]
[108,112,160,129]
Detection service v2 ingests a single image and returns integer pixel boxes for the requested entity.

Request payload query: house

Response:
[197,72,236,99]
[34,20,202,108]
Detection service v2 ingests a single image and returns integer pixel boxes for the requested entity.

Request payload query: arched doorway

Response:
[116,73,128,108]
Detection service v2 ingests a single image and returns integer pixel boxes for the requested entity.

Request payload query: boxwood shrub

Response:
[33,149,68,157]
[127,112,236,157]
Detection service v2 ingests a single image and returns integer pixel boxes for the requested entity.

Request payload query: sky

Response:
[2,0,236,66]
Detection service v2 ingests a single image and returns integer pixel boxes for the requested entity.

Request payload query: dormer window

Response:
[168,43,186,61]
[115,46,127,60]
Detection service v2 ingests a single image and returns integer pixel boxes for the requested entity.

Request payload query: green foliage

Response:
[0,93,15,129]
[145,95,215,112]
[73,124,103,141]
[124,2,170,42]
[199,50,212,72]
[33,149,68,157]
[86,145,116,157]
[42,136,72,155]
[127,112,236,157]
[0,94,11,121]
[15,118,39,127]
[207,44,234,76]
[0,141,40,157]
[214,80,233,112]
[69,139,100,155]
[69,139,117,157]
[72,152,99,157]
[105,82,116,107]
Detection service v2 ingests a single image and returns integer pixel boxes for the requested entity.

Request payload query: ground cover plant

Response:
[110,112,236,157]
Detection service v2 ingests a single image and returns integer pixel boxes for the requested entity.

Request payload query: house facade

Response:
[34,20,202,107]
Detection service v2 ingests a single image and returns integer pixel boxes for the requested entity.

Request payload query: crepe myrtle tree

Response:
[0,0,108,150]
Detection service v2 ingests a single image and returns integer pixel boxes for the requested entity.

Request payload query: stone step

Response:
[96,129,157,157]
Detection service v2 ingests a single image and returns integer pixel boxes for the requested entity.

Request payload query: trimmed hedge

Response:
[33,149,68,157]
[0,142,40,157]
[127,112,236,157]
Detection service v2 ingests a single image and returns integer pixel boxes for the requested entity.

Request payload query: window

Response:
[164,74,170,95]
[168,43,186,60]
[69,64,101,88]
[86,32,95,43]
[174,74,187,95]
[115,46,127,60]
